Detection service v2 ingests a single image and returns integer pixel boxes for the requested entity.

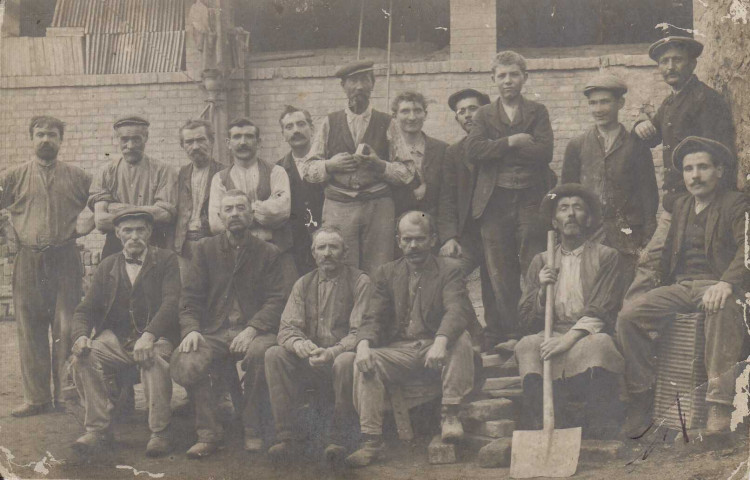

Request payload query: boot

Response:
[583,368,623,440]
[324,443,347,464]
[441,405,464,443]
[345,435,384,468]
[520,374,543,430]
[267,441,301,463]
[706,403,732,433]
[186,441,222,459]
[11,402,52,418]
[72,430,114,456]
[145,434,171,458]
[621,389,654,439]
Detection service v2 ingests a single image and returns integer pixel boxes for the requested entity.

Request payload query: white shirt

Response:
[188,164,210,230]
[124,248,147,285]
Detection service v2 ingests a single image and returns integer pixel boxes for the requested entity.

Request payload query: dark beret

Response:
[672,136,735,171]
[113,115,150,129]
[334,60,375,79]
[447,88,491,111]
[583,72,628,97]
[540,183,602,232]
[112,208,154,226]
[648,36,703,62]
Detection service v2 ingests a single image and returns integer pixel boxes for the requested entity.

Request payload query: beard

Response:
[35,144,58,161]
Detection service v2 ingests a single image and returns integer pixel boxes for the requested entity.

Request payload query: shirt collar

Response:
[670,74,697,96]
[560,243,585,257]
[125,247,148,264]
[345,103,372,121]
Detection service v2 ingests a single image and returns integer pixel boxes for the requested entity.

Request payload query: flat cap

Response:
[334,60,375,79]
[583,72,628,96]
[540,183,602,233]
[672,136,735,171]
[113,115,150,129]
[448,88,491,111]
[112,208,154,226]
[648,36,703,62]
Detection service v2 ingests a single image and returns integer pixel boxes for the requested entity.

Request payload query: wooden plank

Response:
[482,354,502,368]
[482,376,521,392]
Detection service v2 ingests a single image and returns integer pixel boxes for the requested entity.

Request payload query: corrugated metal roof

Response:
[52,0,185,34]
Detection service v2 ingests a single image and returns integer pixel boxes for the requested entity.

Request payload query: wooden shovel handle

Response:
[543,230,556,432]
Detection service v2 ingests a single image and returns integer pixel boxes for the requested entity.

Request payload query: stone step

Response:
[483,376,521,391]
[580,439,626,463]
[460,398,515,423]
[481,354,502,368]
[484,388,523,399]
[460,433,495,451]
[465,419,516,438]
[427,435,457,465]
[477,438,512,468]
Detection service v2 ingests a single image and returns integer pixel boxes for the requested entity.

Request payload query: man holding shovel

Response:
[515,184,626,439]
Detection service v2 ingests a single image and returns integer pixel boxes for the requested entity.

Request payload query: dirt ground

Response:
[0,320,748,480]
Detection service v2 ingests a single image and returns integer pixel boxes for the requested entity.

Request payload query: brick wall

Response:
[0,54,669,301]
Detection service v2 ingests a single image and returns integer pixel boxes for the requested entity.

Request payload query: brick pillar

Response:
[450,0,497,61]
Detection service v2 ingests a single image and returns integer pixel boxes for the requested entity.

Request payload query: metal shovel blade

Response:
[509,426,582,478]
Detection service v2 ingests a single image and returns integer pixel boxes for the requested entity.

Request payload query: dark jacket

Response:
[178,232,289,339]
[277,151,325,275]
[71,247,181,346]
[357,255,475,346]
[393,134,447,218]
[466,96,554,219]
[174,159,223,253]
[519,241,623,335]
[659,190,747,289]
[562,126,659,255]
[437,136,476,244]
[637,75,735,212]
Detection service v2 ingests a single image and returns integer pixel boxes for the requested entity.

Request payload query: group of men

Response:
[1,32,745,468]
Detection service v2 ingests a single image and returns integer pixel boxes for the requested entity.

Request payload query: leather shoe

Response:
[345,437,384,468]
[244,435,263,453]
[441,411,464,443]
[620,390,653,439]
[72,431,113,456]
[186,442,221,459]
[267,441,300,462]
[11,402,52,418]
[324,443,347,464]
[145,434,171,458]
[706,403,732,433]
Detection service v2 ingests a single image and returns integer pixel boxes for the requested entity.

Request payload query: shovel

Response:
[509,230,581,478]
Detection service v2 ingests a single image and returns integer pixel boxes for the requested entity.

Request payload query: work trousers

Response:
[265,346,355,444]
[322,195,394,273]
[616,279,745,405]
[170,329,276,443]
[13,243,82,406]
[623,211,672,303]
[453,223,498,347]
[478,187,546,343]
[70,330,172,435]
[353,332,474,436]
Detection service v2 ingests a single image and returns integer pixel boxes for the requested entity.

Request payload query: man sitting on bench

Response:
[516,184,626,439]
[617,136,746,436]
[346,210,475,468]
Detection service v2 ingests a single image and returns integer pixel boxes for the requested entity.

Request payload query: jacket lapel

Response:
[484,99,507,133]
[105,254,123,321]
[671,197,693,276]
[704,192,721,258]
[393,260,410,326]
[133,248,156,290]
[416,256,440,319]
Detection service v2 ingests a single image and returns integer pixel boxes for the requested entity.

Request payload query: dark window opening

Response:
[237,0,449,54]
[497,0,693,49]
[19,0,56,37]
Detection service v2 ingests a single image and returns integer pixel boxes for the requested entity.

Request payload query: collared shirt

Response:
[395,132,427,201]
[207,159,291,238]
[396,265,429,341]
[88,155,177,221]
[188,164,210,230]
[0,159,91,246]
[279,267,371,352]
[303,103,415,187]
[124,248,147,285]
[550,243,605,335]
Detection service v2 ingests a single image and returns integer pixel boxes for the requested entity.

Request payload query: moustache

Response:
[564,220,581,227]
[236,146,251,151]
[689,181,704,187]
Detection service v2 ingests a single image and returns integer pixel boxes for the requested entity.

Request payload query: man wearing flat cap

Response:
[516,184,625,439]
[303,60,417,273]
[627,35,736,300]
[562,72,659,290]
[437,88,496,350]
[69,209,181,457]
[617,136,747,436]
[89,115,177,259]
[1,116,93,417]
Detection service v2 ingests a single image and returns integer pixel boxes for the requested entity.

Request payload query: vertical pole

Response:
[385,0,393,111]
[542,230,556,433]
[357,0,365,60]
